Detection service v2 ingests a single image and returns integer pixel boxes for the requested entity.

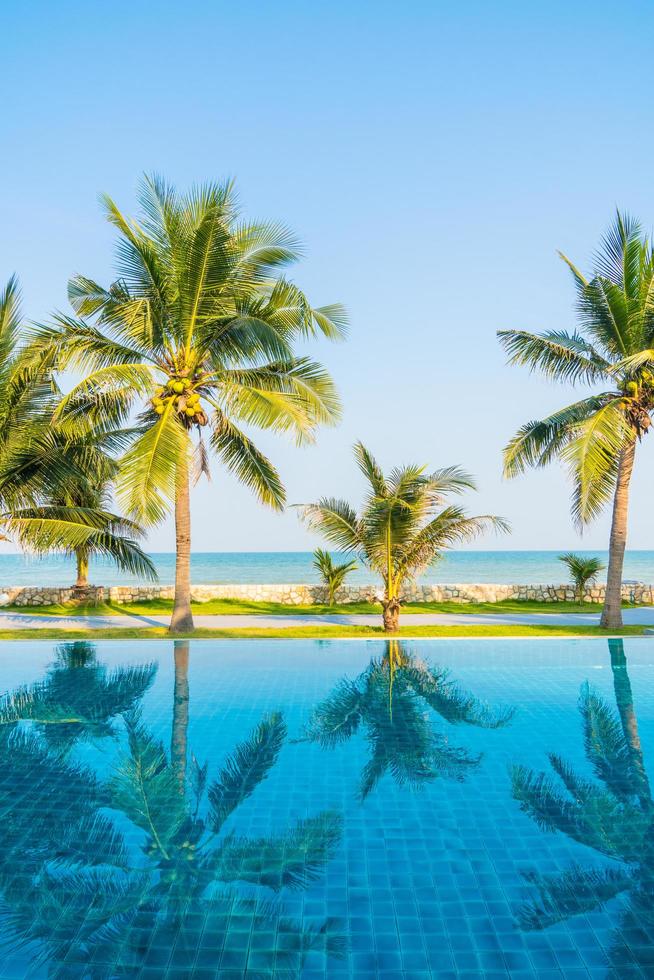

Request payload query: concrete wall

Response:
[1,581,653,606]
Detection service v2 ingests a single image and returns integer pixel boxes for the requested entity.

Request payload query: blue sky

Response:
[3,0,654,551]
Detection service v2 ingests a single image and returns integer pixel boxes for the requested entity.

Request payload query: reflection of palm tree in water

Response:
[171,639,190,788]
[512,640,654,978]
[0,640,156,752]
[303,639,514,798]
[0,641,345,977]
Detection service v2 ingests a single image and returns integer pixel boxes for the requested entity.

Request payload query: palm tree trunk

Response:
[382,597,400,632]
[171,639,190,791]
[170,452,194,633]
[75,549,89,588]
[600,436,636,630]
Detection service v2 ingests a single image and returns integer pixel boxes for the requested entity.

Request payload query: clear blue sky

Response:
[3,0,653,552]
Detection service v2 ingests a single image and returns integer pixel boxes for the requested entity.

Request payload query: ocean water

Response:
[1,636,652,978]
[0,549,652,586]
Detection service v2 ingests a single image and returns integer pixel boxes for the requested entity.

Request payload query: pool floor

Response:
[0,637,652,978]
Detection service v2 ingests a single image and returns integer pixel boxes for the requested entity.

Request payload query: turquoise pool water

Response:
[1,638,653,978]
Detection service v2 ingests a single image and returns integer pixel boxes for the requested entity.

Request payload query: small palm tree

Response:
[499,212,654,629]
[301,442,508,631]
[557,552,605,602]
[41,175,345,632]
[312,548,357,605]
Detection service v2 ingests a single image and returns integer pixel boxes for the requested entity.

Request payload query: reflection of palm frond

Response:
[579,682,646,801]
[0,650,156,754]
[606,887,654,979]
[108,714,186,858]
[404,662,514,728]
[302,679,364,746]
[510,761,634,858]
[212,811,342,890]
[0,865,147,974]
[518,864,634,930]
[513,670,654,954]
[208,712,286,831]
[0,727,107,869]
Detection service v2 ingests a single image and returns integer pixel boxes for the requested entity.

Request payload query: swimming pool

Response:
[0,638,652,978]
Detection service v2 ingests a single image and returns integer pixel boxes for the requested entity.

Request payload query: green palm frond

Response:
[210,411,285,509]
[609,347,654,377]
[207,713,286,832]
[1,506,118,553]
[353,441,388,495]
[54,363,154,422]
[395,508,509,580]
[231,219,302,273]
[116,408,190,524]
[49,314,151,370]
[498,328,610,384]
[561,401,631,526]
[78,528,157,581]
[502,394,615,478]
[300,498,362,552]
[217,357,341,444]
[0,275,22,354]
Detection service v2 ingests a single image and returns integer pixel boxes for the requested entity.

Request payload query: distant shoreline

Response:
[0,550,651,588]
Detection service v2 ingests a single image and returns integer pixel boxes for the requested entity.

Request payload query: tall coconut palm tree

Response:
[301,442,507,631]
[42,175,345,632]
[302,640,514,798]
[499,212,654,629]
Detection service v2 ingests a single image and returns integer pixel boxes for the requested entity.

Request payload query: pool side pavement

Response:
[1,608,654,630]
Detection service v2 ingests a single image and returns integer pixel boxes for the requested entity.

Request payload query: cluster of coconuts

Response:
[621,370,654,402]
[151,377,208,425]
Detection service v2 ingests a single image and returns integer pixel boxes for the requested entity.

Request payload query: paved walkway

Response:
[1,608,654,630]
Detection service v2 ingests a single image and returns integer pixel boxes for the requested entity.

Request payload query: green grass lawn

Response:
[0,622,647,641]
[4,597,645,617]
